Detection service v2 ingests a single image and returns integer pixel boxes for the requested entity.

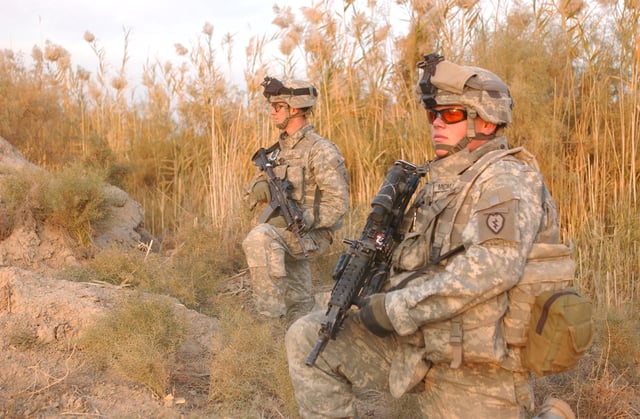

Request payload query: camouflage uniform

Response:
[285,55,563,418]
[243,78,349,324]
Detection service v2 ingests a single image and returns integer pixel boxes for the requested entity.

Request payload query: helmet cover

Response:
[262,77,318,109]
[417,53,513,125]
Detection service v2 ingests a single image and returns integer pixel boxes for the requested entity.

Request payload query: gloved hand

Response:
[252,180,271,203]
[359,294,394,337]
[301,209,315,232]
[268,215,288,228]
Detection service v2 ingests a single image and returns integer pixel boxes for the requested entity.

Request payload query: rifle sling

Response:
[388,244,465,292]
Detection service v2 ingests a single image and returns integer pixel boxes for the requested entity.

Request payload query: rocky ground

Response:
[0,136,216,418]
[0,268,217,418]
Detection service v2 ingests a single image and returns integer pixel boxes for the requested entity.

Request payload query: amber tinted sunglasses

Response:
[427,108,467,124]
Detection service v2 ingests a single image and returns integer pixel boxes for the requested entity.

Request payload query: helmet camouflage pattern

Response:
[417,53,513,125]
[261,77,318,109]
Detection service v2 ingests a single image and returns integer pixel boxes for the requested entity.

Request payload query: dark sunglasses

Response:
[427,107,468,124]
[271,103,288,112]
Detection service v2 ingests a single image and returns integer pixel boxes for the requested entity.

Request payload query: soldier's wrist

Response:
[359,294,394,337]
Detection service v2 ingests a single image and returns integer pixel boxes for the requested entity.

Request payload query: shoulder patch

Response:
[486,213,505,234]
[475,194,520,244]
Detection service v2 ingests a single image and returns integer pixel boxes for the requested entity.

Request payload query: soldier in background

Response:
[284,56,573,418]
[243,77,349,327]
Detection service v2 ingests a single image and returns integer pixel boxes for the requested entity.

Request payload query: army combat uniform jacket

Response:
[284,137,563,418]
[243,124,349,320]
[246,124,349,242]
[385,136,559,395]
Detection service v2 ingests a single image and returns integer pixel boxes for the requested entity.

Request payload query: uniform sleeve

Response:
[308,141,350,230]
[385,160,547,336]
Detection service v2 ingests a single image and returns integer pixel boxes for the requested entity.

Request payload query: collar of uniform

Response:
[471,136,508,159]
[430,136,509,178]
[279,124,314,150]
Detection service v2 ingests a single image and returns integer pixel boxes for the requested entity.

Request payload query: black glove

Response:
[359,294,394,337]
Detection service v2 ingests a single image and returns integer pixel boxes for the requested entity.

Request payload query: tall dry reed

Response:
[1,0,638,310]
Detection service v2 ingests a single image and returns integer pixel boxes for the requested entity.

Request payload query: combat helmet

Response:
[417,53,513,126]
[261,77,318,109]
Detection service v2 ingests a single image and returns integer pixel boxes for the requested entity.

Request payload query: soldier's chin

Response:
[433,146,452,158]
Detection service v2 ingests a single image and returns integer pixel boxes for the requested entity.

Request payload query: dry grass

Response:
[208,302,298,417]
[59,221,245,312]
[0,0,638,415]
[79,294,187,397]
[42,163,110,246]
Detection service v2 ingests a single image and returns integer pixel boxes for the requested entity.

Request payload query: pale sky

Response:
[0,0,324,88]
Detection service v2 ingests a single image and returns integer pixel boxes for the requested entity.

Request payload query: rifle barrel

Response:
[305,335,328,366]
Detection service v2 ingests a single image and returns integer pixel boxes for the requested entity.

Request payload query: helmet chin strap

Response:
[466,109,478,139]
[276,107,305,130]
[434,137,471,155]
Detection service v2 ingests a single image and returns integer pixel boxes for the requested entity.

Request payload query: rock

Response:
[0,136,41,173]
[0,136,157,273]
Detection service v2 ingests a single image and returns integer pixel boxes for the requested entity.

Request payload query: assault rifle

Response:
[306,160,426,366]
[252,147,308,257]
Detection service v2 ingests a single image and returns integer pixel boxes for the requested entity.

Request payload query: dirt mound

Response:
[0,136,156,274]
[0,137,217,417]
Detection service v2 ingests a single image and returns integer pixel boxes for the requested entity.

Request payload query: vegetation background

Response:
[0,0,638,417]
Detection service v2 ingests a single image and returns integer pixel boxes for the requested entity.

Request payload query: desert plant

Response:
[60,245,162,288]
[0,169,41,234]
[80,294,187,397]
[41,163,110,246]
[208,304,297,417]
[59,222,245,311]
[0,164,109,246]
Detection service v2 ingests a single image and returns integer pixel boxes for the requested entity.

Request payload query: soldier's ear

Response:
[477,119,497,135]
